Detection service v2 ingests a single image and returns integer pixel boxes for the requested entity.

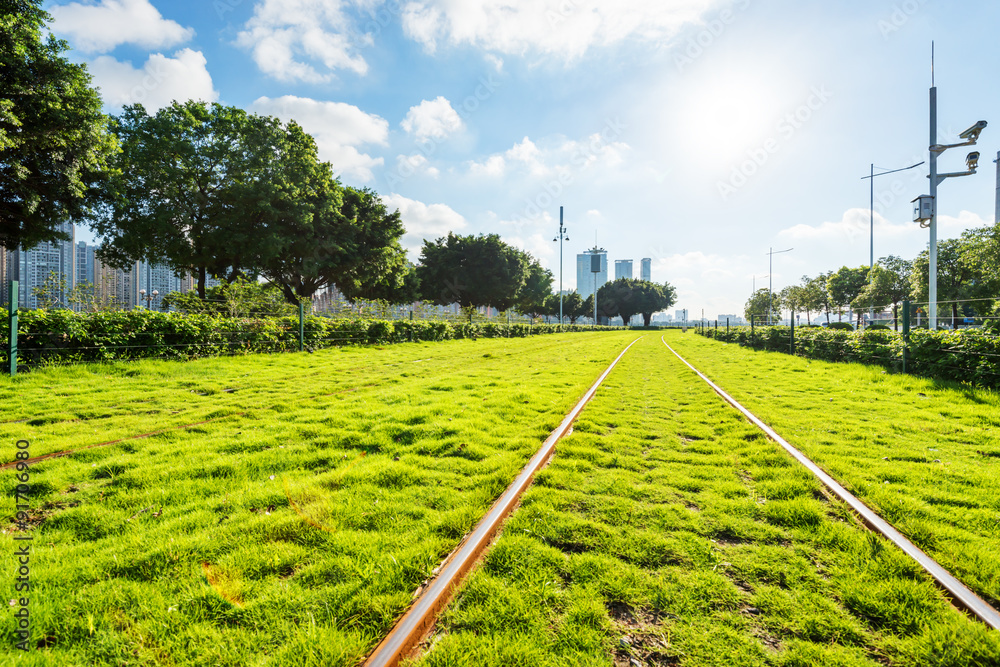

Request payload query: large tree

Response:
[1,0,116,251]
[416,233,529,312]
[514,260,554,317]
[561,291,587,324]
[826,266,869,326]
[638,281,676,326]
[745,288,780,323]
[910,239,977,329]
[852,255,912,330]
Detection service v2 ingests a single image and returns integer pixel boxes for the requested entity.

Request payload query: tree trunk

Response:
[893,303,899,331]
[952,303,959,330]
[642,312,652,326]
[198,266,206,300]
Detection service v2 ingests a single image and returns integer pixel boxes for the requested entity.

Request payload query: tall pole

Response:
[929,83,938,330]
[559,206,564,324]
[994,151,1000,224]
[869,163,875,324]
[769,247,773,324]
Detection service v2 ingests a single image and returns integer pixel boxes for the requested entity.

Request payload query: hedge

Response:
[0,308,613,368]
[698,324,1000,389]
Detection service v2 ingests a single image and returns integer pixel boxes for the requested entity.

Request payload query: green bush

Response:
[695,323,1000,389]
[3,308,614,368]
[826,322,854,331]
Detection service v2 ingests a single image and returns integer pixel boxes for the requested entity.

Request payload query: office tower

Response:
[640,257,652,282]
[614,259,633,280]
[576,247,608,300]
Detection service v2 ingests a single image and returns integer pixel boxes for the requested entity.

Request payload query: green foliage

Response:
[30,270,69,309]
[826,322,854,331]
[416,233,530,312]
[0,0,117,250]
[161,278,296,317]
[826,266,869,326]
[515,261,554,317]
[593,278,676,326]
[7,309,610,366]
[745,288,780,323]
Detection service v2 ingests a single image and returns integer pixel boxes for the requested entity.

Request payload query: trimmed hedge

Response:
[0,308,612,368]
[698,324,1000,389]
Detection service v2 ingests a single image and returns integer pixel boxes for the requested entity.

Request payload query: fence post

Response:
[750,314,755,349]
[727,317,730,334]
[902,300,910,374]
[790,310,795,355]
[7,281,17,377]
[298,301,304,352]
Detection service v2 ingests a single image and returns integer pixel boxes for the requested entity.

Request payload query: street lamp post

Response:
[860,161,923,324]
[918,51,986,330]
[552,206,569,324]
[767,248,792,325]
[138,289,159,310]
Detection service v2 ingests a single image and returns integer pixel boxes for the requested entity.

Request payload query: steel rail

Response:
[662,336,1000,631]
[364,336,644,667]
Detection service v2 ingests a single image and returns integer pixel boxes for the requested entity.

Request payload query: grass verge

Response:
[665,331,1000,610]
[0,332,635,665]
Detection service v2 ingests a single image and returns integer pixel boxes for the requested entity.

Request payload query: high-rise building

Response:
[76,242,96,288]
[7,222,75,308]
[640,258,652,282]
[135,259,182,309]
[576,247,607,300]
[614,259,633,280]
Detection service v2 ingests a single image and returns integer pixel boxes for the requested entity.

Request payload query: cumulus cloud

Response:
[401,0,716,60]
[236,0,374,82]
[777,208,990,249]
[382,194,467,255]
[468,130,630,179]
[89,49,218,111]
[401,97,464,140]
[395,154,440,179]
[250,95,388,182]
[50,0,194,53]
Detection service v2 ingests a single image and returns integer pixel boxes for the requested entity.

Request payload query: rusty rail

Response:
[662,336,1000,631]
[363,336,644,667]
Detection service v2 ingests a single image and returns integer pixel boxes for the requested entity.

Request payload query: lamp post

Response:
[917,50,986,330]
[139,289,159,310]
[766,248,792,325]
[860,161,924,324]
[552,206,569,324]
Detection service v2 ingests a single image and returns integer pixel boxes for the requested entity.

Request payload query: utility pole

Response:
[995,151,1000,224]
[553,206,569,324]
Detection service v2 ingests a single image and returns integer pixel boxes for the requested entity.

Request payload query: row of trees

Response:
[748,222,1000,329]
[4,2,680,322]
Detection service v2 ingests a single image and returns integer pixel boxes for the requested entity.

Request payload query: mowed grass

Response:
[411,336,1000,667]
[665,332,1000,609]
[0,332,637,666]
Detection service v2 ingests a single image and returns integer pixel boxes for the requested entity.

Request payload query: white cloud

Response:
[383,194,467,255]
[236,0,374,83]
[250,95,388,182]
[468,131,630,179]
[468,155,505,177]
[401,97,464,140]
[89,49,218,111]
[395,154,440,179]
[401,0,717,60]
[777,208,990,249]
[50,0,194,53]
[508,233,555,260]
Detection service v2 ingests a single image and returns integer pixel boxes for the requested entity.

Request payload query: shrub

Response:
[826,322,854,331]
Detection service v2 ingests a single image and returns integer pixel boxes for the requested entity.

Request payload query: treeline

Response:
[749,223,1000,328]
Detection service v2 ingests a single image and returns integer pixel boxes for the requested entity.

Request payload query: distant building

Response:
[675,309,689,322]
[640,258,652,282]
[76,242,96,288]
[4,222,75,308]
[576,247,608,300]
[717,314,745,325]
[614,259,633,281]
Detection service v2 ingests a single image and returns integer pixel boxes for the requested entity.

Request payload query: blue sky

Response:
[47,0,1000,317]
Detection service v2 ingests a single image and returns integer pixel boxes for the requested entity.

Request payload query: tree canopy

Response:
[1,0,116,250]
[416,233,529,312]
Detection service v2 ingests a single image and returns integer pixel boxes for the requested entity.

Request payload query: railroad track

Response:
[365,334,999,667]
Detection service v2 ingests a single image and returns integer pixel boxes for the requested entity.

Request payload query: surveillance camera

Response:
[966,151,980,170]
[958,120,988,141]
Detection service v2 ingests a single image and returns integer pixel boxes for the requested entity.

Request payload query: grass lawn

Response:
[411,335,1000,667]
[664,332,1000,610]
[0,332,636,665]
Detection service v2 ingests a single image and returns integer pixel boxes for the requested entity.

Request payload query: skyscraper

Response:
[614,259,633,280]
[7,222,75,308]
[76,242,96,287]
[576,247,607,299]
[640,258,652,282]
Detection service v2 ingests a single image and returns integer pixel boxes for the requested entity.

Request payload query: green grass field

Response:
[664,333,1000,610]
[2,331,999,666]
[0,333,636,665]
[411,335,1000,667]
